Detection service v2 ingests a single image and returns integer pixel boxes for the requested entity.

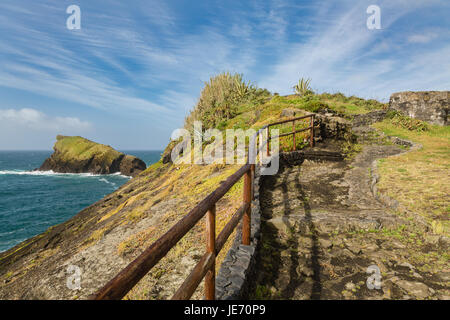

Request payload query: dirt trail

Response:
[249,143,449,300]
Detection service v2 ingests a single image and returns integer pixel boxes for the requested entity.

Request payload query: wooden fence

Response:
[90,114,315,300]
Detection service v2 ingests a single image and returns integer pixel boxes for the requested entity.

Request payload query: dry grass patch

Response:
[373,121,450,236]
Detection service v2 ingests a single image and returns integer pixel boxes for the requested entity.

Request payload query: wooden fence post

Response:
[310,115,315,147]
[242,168,252,245]
[266,126,271,156]
[292,120,296,151]
[205,205,216,300]
[250,164,255,200]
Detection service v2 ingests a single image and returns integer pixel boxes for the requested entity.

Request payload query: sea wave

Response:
[0,170,131,179]
[99,178,118,187]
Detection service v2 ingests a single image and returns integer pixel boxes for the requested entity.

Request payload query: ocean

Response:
[0,150,161,253]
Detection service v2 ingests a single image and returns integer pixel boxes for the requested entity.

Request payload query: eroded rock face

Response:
[118,155,146,177]
[315,114,352,140]
[389,91,449,126]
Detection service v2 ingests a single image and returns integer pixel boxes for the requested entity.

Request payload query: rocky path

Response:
[249,143,449,300]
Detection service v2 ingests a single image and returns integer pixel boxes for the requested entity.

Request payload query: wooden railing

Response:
[266,114,315,155]
[90,114,315,300]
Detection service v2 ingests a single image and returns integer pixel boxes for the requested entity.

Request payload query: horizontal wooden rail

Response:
[92,113,316,301]
[269,126,313,140]
[91,163,251,300]
[267,114,314,127]
[266,114,315,151]
[172,202,249,300]
[172,252,215,300]
[215,202,249,254]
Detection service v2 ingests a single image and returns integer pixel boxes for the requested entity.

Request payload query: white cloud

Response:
[258,0,450,100]
[0,108,91,131]
[0,0,449,131]
[0,1,175,120]
[0,0,267,130]
[408,33,439,44]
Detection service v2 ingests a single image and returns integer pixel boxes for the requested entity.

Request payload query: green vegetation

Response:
[54,135,122,166]
[192,88,385,136]
[174,75,388,157]
[318,92,387,112]
[184,72,270,129]
[251,285,272,299]
[385,110,430,132]
[373,120,450,236]
[165,73,388,161]
[6,69,448,300]
[293,77,314,96]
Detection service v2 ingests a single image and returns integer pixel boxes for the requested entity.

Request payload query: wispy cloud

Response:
[0,0,448,149]
[408,32,438,44]
[0,1,265,124]
[0,2,174,117]
[258,0,450,100]
[0,108,91,131]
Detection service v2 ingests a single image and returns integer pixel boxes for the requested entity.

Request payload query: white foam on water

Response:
[0,170,131,179]
[98,178,118,188]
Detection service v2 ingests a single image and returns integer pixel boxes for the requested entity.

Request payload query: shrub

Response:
[303,99,329,112]
[184,72,268,130]
[386,110,430,132]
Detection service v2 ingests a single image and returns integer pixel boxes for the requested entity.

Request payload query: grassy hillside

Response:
[118,89,389,299]
[373,116,450,237]
[1,73,446,300]
[53,135,122,167]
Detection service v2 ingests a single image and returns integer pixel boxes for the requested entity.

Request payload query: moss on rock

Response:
[38,136,146,177]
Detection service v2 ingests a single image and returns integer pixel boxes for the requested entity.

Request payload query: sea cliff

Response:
[38,135,146,177]
[0,83,448,300]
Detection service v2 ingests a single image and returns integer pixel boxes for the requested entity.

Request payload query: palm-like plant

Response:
[235,77,251,99]
[293,78,313,96]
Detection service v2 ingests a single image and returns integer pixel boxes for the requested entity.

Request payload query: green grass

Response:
[54,135,122,166]
[165,91,390,161]
[192,91,385,135]
[373,120,450,236]
[217,92,385,133]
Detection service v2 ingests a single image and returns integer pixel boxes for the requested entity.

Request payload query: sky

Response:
[0,0,449,150]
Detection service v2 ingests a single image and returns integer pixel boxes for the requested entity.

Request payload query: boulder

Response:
[161,139,187,164]
[118,155,146,177]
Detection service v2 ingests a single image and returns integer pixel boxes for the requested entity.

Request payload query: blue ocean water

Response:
[0,150,161,253]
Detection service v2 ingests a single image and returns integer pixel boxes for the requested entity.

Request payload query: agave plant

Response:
[293,78,313,96]
[235,77,252,99]
[184,72,257,129]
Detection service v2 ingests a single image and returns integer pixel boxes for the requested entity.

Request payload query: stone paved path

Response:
[249,144,449,300]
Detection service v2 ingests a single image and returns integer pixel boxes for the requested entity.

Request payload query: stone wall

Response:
[389,91,449,126]
[315,113,352,140]
[280,108,353,141]
[215,165,262,300]
[352,110,388,127]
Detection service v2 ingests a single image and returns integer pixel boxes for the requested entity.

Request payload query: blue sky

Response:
[0,0,449,150]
